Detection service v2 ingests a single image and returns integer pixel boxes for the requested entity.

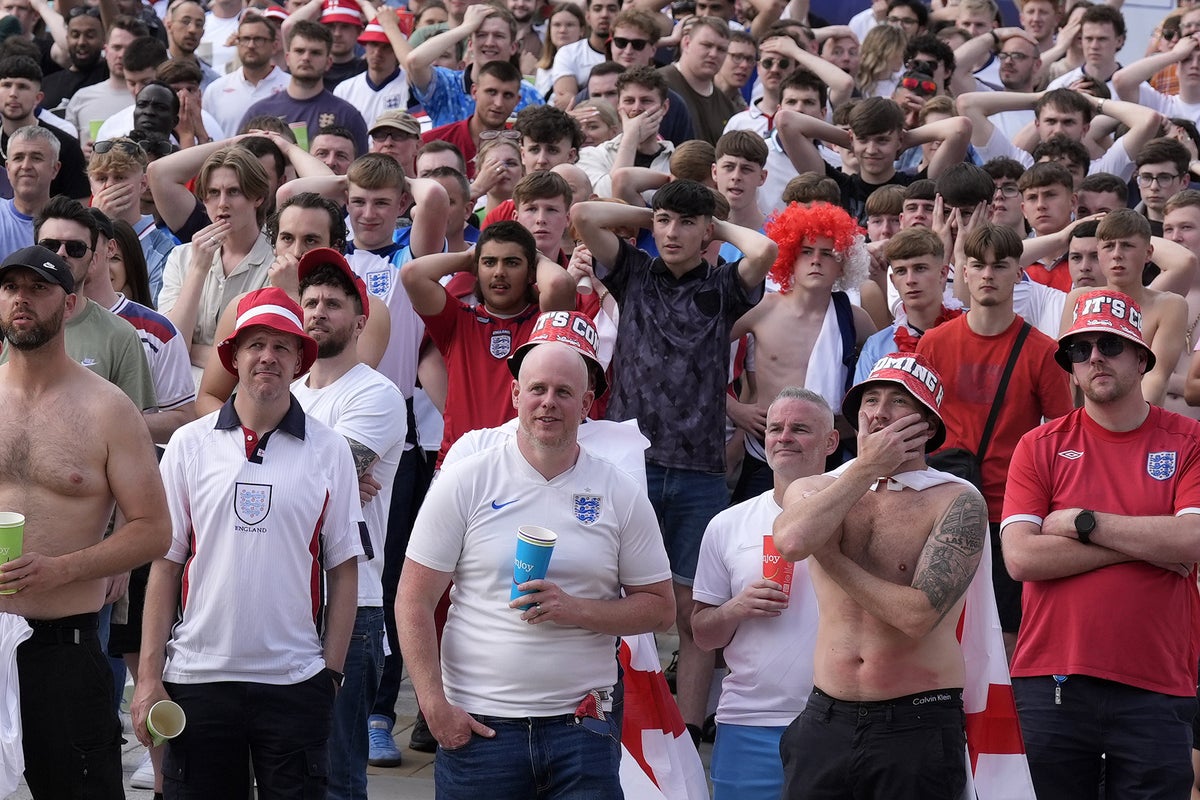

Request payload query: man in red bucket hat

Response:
[772,351,987,800]
[1002,289,1200,799]
[133,286,365,798]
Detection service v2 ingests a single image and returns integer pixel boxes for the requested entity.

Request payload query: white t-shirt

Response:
[1138,83,1200,127]
[334,70,411,131]
[549,39,607,88]
[692,490,818,726]
[407,439,670,717]
[443,417,650,489]
[95,104,227,144]
[201,12,240,75]
[347,246,425,399]
[293,363,408,607]
[1046,66,1115,96]
[202,66,290,136]
[159,406,364,684]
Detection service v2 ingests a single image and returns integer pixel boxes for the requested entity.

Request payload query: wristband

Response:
[989,31,1000,52]
[322,667,345,687]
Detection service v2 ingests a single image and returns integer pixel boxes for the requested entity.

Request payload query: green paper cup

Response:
[147,699,186,746]
[289,121,309,152]
[0,512,24,595]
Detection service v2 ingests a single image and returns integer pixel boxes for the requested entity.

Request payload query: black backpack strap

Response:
[832,291,857,394]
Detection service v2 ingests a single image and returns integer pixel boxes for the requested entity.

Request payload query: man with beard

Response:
[0,243,170,799]
[132,286,363,798]
[164,0,219,89]
[421,60,522,180]
[0,56,87,200]
[1003,289,1200,799]
[202,12,289,136]
[40,6,106,110]
[240,20,369,154]
[65,16,150,151]
[292,248,406,799]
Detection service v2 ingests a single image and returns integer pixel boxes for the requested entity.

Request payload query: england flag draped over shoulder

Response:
[958,542,1036,799]
[617,634,709,800]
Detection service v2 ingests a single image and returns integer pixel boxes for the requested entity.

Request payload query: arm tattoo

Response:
[345,437,380,478]
[912,490,987,620]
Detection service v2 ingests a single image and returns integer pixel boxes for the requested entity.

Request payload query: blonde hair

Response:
[856,25,908,97]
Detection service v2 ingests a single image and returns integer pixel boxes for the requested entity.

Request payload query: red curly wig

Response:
[764,202,864,293]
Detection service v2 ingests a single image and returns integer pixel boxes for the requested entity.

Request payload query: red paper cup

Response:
[763,535,793,597]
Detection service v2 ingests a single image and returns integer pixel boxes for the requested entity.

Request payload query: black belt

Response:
[26,612,100,645]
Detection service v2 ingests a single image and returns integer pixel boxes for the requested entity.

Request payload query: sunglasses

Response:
[479,129,521,141]
[370,129,417,143]
[759,57,793,71]
[38,238,91,258]
[906,58,939,73]
[99,136,177,158]
[901,76,938,95]
[67,6,100,18]
[611,36,651,50]
[1063,334,1127,363]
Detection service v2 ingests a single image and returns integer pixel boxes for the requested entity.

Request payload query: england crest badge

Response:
[490,330,512,358]
[573,494,601,524]
[1147,451,1177,481]
[365,269,391,297]
[235,483,272,525]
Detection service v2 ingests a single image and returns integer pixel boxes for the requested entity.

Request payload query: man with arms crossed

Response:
[1003,289,1200,799]
[773,352,987,799]
[0,245,170,798]
[398,327,674,799]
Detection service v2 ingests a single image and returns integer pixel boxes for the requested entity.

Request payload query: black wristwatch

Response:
[322,667,345,688]
[1074,509,1097,545]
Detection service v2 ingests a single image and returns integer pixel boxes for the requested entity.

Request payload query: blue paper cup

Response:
[511,525,557,609]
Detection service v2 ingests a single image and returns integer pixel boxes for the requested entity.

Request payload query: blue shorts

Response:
[645,463,728,584]
[711,722,787,800]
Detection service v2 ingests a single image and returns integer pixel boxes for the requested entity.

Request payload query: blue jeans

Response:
[644,463,728,585]
[328,606,385,800]
[1013,675,1196,800]
[435,713,624,800]
[711,722,787,800]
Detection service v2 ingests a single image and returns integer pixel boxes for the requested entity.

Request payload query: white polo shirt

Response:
[293,363,408,607]
[408,439,670,718]
[159,396,364,685]
[203,66,290,136]
[692,491,819,727]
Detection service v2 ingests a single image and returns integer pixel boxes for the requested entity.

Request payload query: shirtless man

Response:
[0,245,170,798]
[773,352,987,800]
[728,201,875,501]
[1060,208,1188,407]
[1161,191,1200,419]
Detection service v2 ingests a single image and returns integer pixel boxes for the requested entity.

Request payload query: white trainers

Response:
[130,751,155,790]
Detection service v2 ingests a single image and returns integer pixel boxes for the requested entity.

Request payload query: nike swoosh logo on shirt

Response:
[491,499,519,509]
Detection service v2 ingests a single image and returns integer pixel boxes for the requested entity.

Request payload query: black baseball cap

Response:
[0,245,75,293]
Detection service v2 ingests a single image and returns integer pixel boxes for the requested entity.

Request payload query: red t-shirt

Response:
[422,119,478,179]
[917,315,1073,521]
[481,199,516,230]
[1024,255,1072,293]
[1001,406,1200,696]
[421,290,540,466]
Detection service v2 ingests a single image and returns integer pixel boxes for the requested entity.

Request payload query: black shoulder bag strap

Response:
[976,320,1032,464]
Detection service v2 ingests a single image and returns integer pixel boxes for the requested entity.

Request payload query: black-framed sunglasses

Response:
[1063,334,1127,363]
[611,36,651,50]
[759,56,792,71]
[67,6,101,19]
[906,58,939,73]
[38,238,91,258]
